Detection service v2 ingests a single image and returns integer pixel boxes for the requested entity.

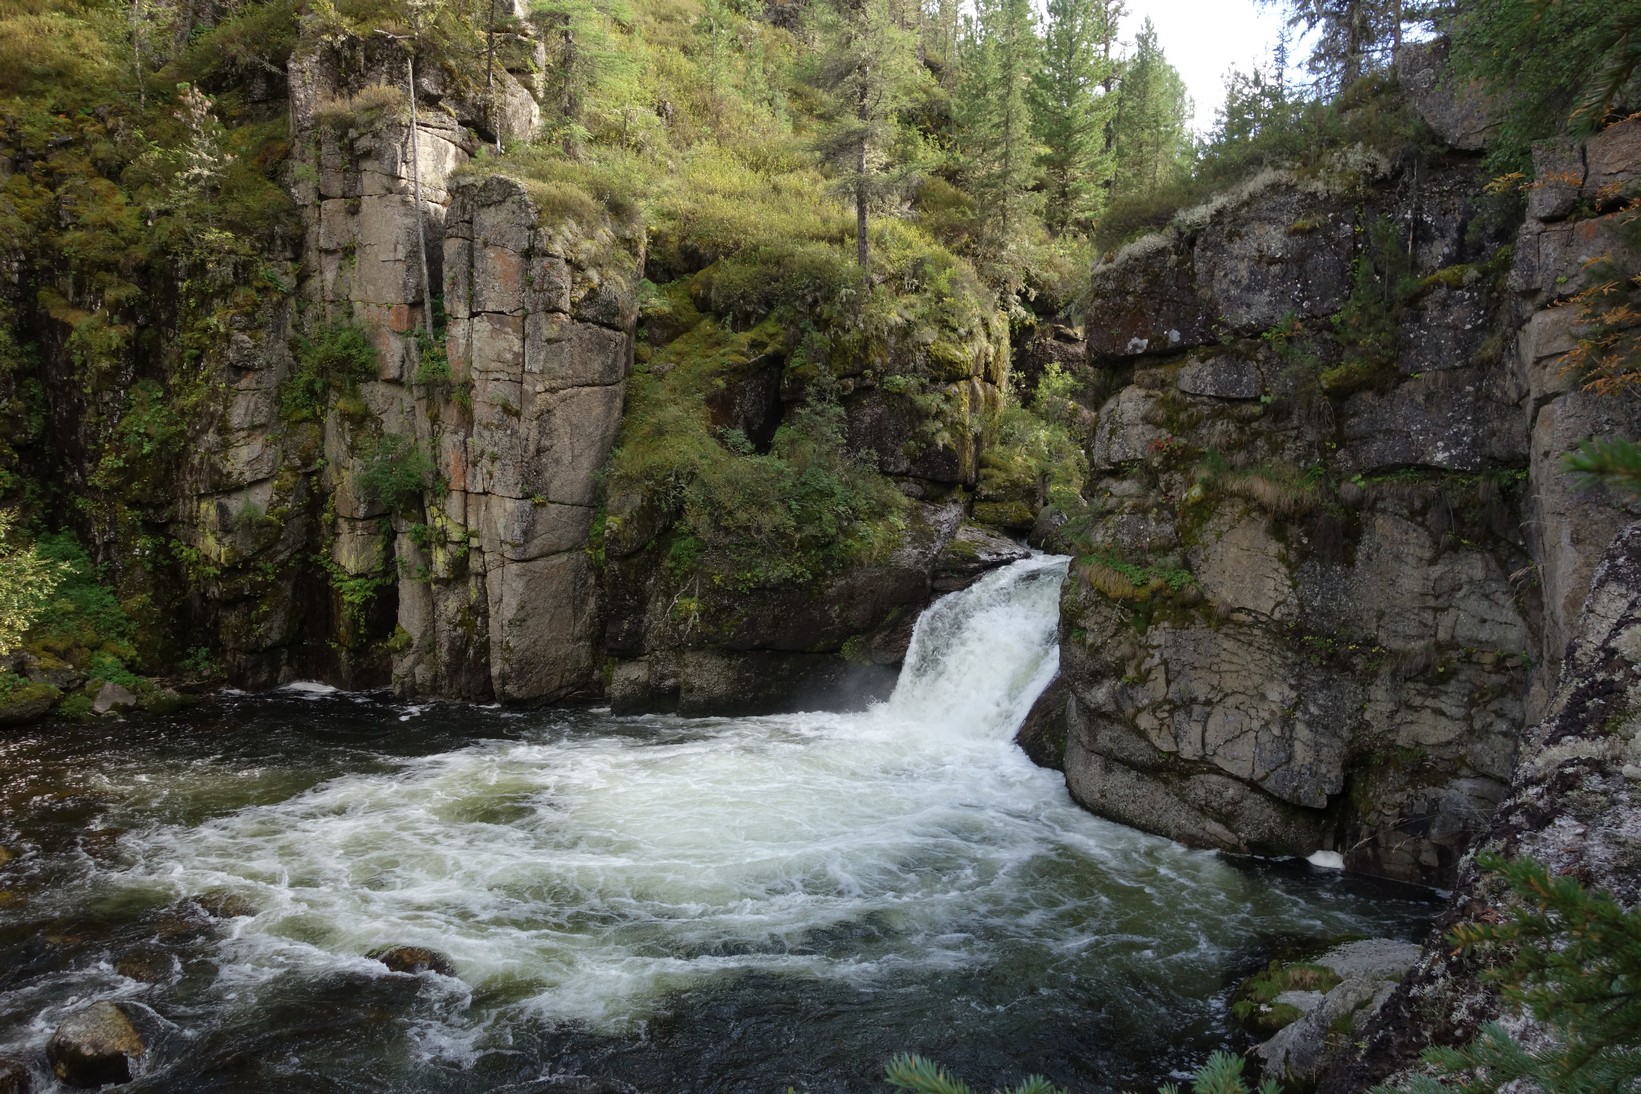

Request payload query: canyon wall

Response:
[1023,82,1641,887]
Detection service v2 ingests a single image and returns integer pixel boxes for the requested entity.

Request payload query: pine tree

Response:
[1030,0,1119,236]
[1109,19,1191,198]
[1376,855,1641,1094]
[954,0,1041,284]
[804,0,926,275]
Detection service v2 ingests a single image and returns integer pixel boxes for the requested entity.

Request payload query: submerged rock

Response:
[367,946,456,976]
[0,1055,30,1094]
[45,1000,166,1088]
[113,948,178,984]
[188,892,259,920]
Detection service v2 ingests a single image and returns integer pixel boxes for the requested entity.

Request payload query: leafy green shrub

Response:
[27,532,139,668]
[0,512,67,654]
[359,433,439,513]
[282,321,379,421]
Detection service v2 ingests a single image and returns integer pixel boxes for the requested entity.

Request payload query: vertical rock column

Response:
[396,174,640,701]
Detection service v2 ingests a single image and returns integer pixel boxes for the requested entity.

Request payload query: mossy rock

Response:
[973,500,1036,532]
[1231,959,1344,1036]
[0,680,60,726]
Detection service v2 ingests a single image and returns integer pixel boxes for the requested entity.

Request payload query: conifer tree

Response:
[1263,0,1405,95]
[1031,0,1120,235]
[804,0,926,275]
[1109,19,1191,198]
[955,0,1041,282]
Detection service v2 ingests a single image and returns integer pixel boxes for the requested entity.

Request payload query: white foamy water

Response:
[10,555,1428,1087]
[109,559,1074,1026]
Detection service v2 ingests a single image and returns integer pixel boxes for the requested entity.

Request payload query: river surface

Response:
[0,557,1436,1092]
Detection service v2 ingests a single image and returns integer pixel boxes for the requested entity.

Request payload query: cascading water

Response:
[0,558,1435,1093]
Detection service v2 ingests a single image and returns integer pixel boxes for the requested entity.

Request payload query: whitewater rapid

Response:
[0,556,1434,1090]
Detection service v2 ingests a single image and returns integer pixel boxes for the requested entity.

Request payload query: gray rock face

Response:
[1394,38,1499,151]
[388,173,640,702]
[1046,102,1641,889]
[1324,520,1641,1092]
[1044,136,1569,885]
[46,1001,167,1088]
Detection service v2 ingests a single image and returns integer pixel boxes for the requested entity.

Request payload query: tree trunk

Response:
[855,144,870,274]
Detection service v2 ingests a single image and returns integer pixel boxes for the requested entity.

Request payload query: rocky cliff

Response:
[0,5,1016,715]
[1021,78,1641,888]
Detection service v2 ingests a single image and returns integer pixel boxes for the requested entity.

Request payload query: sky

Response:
[1123,0,1291,133]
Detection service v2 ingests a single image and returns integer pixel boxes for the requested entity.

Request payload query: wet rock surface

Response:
[367,946,457,977]
[45,1001,167,1088]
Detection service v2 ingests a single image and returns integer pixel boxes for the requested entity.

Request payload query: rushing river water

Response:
[0,557,1436,1093]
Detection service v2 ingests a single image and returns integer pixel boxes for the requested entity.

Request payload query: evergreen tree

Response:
[1450,0,1641,168]
[1030,0,1120,236]
[1263,0,1405,95]
[1109,19,1191,199]
[804,0,926,274]
[954,0,1041,283]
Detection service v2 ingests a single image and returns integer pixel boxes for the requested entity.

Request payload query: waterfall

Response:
[887,554,1069,739]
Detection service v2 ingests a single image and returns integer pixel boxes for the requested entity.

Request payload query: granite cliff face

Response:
[160,17,639,702]
[1022,92,1641,887]
[2,9,1016,713]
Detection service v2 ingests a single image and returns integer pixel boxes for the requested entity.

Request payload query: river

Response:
[0,557,1435,1092]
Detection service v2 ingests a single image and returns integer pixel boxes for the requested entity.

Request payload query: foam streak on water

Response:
[1,557,1434,1091]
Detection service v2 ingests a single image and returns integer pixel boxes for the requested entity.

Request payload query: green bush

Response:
[359,433,439,513]
[282,321,379,421]
[27,533,140,667]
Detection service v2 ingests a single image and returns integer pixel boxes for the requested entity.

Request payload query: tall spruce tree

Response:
[1109,19,1191,198]
[805,0,925,274]
[955,0,1041,282]
[1031,0,1120,236]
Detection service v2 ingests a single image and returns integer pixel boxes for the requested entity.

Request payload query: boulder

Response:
[91,683,137,716]
[368,946,457,976]
[1255,940,1420,1087]
[1394,38,1498,152]
[932,525,1030,593]
[0,682,59,726]
[45,1000,167,1088]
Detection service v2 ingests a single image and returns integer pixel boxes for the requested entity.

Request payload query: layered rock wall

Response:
[1030,110,1641,887]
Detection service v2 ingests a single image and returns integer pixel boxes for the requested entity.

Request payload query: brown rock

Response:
[46,1000,165,1088]
[367,946,457,976]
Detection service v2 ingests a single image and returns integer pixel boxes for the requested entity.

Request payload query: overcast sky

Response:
[1122,0,1291,133]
